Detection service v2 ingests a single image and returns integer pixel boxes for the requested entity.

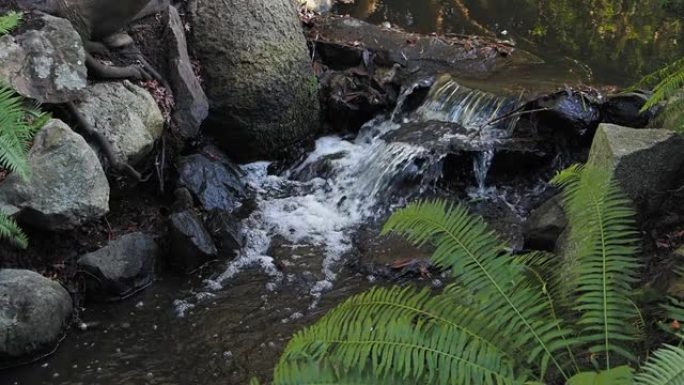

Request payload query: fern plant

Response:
[631,57,684,132]
[0,11,45,249]
[260,165,684,385]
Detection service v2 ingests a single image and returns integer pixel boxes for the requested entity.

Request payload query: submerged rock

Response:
[72,81,164,165]
[165,5,208,138]
[523,194,567,252]
[78,233,159,301]
[168,210,218,272]
[190,0,321,161]
[588,124,684,213]
[0,13,87,104]
[0,119,109,231]
[0,269,72,363]
[177,152,248,213]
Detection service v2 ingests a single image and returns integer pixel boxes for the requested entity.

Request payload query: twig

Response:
[67,102,150,182]
[481,107,551,128]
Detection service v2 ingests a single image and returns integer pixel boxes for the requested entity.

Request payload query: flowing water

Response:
[3,74,537,385]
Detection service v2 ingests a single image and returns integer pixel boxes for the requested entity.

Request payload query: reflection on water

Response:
[337,0,684,85]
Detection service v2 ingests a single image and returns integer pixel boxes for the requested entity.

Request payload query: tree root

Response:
[85,52,151,81]
[66,102,150,182]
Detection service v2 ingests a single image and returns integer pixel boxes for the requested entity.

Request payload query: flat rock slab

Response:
[307,15,541,77]
[0,269,72,363]
[0,119,109,231]
[588,123,684,213]
[73,81,164,165]
[0,13,86,104]
[78,233,159,301]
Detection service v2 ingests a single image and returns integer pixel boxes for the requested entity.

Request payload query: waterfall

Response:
[184,76,523,313]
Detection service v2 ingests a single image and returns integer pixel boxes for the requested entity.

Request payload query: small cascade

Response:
[391,76,435,122]
[416,76,521,192]
[418,77,520,133]
[181,76,526,313]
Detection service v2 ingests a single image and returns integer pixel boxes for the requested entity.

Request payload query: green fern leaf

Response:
[0,86,44,181]
[0,11,21,36]
[634,345,684,385]
[279,286,523,385]
[567,366,634,385]
[381,201,575,380]
[0,212,28,249]
[552,165,641,368]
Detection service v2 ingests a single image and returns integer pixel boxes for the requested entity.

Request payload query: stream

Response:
[2,1,682,384]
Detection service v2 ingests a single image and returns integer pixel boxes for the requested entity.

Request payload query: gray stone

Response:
[72,81,164,165]
[0,13,87,104]
[0,119,109,231]
[523,194,567,252]
[165,5,209,138]
[190,0,321,161]
[169,210,218,272]
[177,153,247,213]
[588,123,684,213]
[78,233,158,301]
[300,0,333,13]
[0,269,72,361]
[206,210,243,256]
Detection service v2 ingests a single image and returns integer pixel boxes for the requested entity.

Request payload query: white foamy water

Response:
[175,77,524,315]
[202,119,441,303]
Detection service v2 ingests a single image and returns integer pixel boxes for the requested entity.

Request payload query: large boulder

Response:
[77,233,159,301]
[0,269,72,363]
[0,119,110,231]
[72,81,164,165]
[588,123,684,213]
[165,5,208,138]
[0,13,87,104]
[190,0,321,161]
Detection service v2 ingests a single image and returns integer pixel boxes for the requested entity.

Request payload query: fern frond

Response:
[382,201,575,380]
[630,57,684,93]
[552,165,641,368]
[0,212,28,249]
[650,96,684,133]
[279,286,523,385]
[642,69,684,111]
[0,11,21,36]
[567,366,634,385]
[0,86,41,180]
[274,361,402,385]
[634,345,684,385]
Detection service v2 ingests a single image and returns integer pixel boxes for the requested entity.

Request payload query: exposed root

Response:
[66,102,150,182]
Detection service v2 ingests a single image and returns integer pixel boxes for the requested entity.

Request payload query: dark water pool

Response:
[336,0,684,86]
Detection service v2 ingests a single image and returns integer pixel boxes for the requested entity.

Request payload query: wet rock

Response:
[525,90,602,140]
[168,210,218,272]
[0,269,72,363]
[72,81,164,165]
[300,0,333,13]
[588,123,684,213]
[307,15,540,77]
[77,233,159,301]
[0,13,87,104]
[523,194,567,252]
[0,119,109,231]
[603,92,654,128]
[190,0,321,161]
[206,211,244,256]
[165,5,208,138]
[177,152,247,213]
[319,68,397,133]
